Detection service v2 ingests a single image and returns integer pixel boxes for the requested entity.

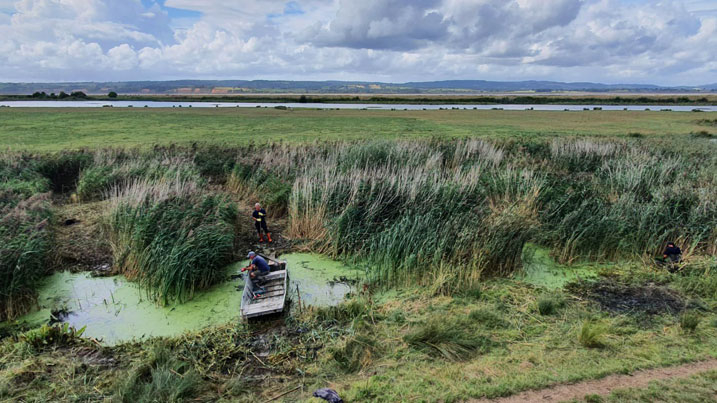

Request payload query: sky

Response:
[1,0,716,85]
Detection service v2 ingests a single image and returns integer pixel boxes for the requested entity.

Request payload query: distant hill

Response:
[0,79,714,95]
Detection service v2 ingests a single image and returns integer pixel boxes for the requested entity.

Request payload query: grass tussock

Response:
[537,295,565,316]
[578,320,608,348]
[679,312,701,333]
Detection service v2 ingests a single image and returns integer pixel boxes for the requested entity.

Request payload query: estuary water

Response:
[0,100,715,111]
[13,253,362,345]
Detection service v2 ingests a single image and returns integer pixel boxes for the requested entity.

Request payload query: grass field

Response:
[0,108,714,151]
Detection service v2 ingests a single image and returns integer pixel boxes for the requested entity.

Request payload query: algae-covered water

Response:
[15,253,361,345]
[519,244,600,289]
[284,253,363,306]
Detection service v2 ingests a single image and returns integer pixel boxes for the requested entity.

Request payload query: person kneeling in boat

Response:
[252,203,272,243]
[246,251,271,287]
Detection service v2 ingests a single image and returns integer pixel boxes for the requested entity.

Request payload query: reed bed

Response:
[1,138,715,305]
[232,139,716,292]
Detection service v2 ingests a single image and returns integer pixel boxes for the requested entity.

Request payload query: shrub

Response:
[679,312,701,333]
[76,165,116,200]
[578,320,607,348]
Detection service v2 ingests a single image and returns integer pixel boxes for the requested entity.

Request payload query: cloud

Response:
[0,0,715,85]
[303,0,449,50]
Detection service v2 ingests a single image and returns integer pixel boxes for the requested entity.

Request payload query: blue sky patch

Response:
[268,1,305,19]
[141,0,202,19]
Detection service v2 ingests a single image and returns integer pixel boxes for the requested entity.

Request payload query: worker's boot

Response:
[267,233,273,243]
[258,234,264,243]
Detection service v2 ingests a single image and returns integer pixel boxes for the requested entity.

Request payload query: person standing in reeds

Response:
[252,203,272,243]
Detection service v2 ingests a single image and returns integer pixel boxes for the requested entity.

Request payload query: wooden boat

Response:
[240,255,288,320]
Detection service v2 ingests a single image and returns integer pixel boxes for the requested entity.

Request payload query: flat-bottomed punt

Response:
[240,256,288,319]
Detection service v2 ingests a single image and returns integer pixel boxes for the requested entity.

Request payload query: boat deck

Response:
[242,270,287,318]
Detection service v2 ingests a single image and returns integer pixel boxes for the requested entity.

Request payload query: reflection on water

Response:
[13,253,362,345]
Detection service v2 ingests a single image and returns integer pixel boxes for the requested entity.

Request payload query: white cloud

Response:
[0,0,715,85]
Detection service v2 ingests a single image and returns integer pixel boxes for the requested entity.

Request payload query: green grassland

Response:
[0,108,716,402]
[574,371,717,402]
[0,108,714,151]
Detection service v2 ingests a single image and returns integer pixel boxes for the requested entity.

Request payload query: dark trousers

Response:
[255,220,268,234]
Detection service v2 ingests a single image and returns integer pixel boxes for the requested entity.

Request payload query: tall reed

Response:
[0,154,53,320]
[106,174,238,304]
[234,138,716,291]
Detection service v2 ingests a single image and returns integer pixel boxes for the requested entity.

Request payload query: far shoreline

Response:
[1,92,716,105]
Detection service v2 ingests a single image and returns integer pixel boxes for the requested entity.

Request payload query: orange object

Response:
[267,233,273,243]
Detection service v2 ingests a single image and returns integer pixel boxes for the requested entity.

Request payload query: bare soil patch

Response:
[566,279,685,315]
[473,359,717,403]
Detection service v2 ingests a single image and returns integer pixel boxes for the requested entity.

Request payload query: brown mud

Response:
[473,359,717,403]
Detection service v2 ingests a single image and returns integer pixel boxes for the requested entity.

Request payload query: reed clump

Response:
[106,175,238,304]
[0,154,53,320]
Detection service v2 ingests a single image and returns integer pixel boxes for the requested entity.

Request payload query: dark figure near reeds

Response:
[657,242,682,272]
[252,203,272,243]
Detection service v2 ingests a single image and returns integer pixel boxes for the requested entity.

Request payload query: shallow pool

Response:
[519,244,600,289]
[14,253,362,345]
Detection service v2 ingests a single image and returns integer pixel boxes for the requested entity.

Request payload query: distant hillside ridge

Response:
[0,79,714,95]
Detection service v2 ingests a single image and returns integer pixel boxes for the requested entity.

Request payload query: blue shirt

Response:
[252,256,270,273]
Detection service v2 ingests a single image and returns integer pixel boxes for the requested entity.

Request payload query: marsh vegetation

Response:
[0,111,716,401]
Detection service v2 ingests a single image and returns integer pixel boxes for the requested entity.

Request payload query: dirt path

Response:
[473,359,717,403]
